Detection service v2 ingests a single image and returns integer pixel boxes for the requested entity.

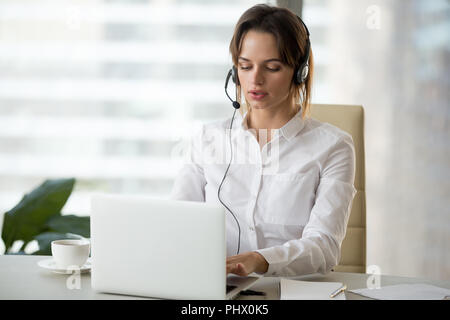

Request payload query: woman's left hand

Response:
[226,251,269,276]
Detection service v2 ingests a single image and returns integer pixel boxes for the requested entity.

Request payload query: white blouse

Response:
[170,109,357,277]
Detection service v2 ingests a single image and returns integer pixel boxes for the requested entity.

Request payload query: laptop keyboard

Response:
[226,285,237,293]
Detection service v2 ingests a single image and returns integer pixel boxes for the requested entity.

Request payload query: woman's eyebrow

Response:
[238,57,282,63]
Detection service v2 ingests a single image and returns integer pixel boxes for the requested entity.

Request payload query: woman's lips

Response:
[249,92,268,100]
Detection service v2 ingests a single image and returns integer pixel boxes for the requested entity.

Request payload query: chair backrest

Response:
[310,104,366,273]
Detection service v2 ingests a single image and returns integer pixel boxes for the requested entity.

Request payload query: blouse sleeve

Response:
[170,125,207,202]
[256,134,357,276]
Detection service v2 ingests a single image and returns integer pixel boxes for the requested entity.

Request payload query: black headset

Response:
[226,14,311,107]
[220,15,311,255]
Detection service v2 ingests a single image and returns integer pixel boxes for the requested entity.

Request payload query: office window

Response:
[2,0,448,282]
[0,0,276,253]
[302,0,449,280]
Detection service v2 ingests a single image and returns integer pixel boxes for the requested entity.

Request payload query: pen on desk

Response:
[330,284,347,298]
[239,289,266,296]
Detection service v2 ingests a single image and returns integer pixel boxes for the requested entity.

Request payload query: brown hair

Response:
[229,4,313,119]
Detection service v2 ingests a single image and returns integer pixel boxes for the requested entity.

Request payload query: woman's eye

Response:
[239,66,280,72]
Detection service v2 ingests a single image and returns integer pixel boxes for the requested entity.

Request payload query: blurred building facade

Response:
[0,0,448,280]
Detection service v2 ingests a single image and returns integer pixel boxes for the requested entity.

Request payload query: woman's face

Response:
[237,30,294,112]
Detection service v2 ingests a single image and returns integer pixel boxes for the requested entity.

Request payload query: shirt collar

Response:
[236,108,305,141]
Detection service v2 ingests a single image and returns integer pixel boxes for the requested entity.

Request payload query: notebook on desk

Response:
[280,278,346,300]
[90,193,259,300]
[350,283,450,300]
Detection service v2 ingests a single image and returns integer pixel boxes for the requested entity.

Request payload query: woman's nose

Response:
[250,67,264,85]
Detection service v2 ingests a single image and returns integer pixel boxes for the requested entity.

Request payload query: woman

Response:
[171,4,356,277]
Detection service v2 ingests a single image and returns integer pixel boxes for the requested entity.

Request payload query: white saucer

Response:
[37,258,92,274]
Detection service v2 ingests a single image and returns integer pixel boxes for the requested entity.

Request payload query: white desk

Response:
[1,255,449,300]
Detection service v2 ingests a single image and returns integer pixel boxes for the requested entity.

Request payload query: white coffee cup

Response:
[51,239,90,269]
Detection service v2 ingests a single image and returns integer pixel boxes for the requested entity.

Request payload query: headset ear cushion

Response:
[232,65,239,85]
[296,37,311,85]
[301,64,309,83]
[295,63,309,85]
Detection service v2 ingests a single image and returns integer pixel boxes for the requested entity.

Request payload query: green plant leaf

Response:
[46,214,90,238]
[32,231,83,256]
[1,178,75,253]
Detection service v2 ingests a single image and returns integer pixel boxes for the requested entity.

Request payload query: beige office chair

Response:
[310,104,366,273]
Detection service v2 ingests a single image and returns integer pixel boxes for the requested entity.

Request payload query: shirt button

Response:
[249,226,255,231]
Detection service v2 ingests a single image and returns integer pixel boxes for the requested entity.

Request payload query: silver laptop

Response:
[90,193,259,300]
